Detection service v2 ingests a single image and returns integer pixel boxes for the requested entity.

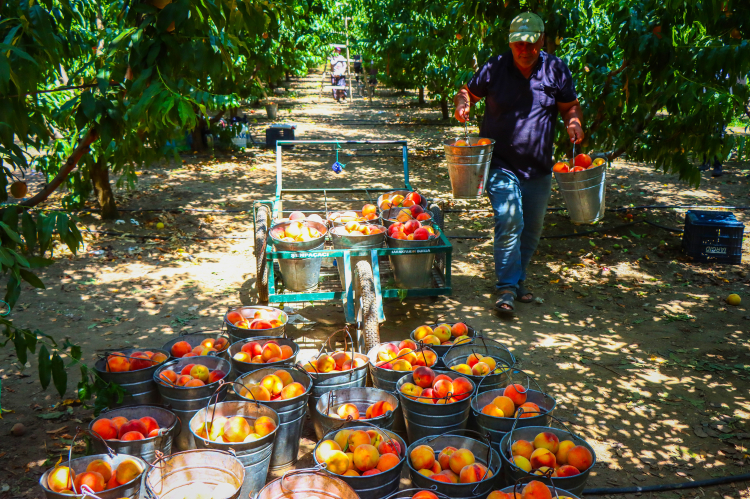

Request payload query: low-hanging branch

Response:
[2,83,98,99]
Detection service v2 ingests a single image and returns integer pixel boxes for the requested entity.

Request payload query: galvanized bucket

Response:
[396,371,475,443]
[94,348,170,408]
[224,305,288,343]
[380,207,433,230]
[408,430,501,499]
[89,405,180,462]
[442,337,516,393]
[313,423,407,499]
[162,331,231,361]
[443,138,495,199]
[189,393,280,499]
[154,356,232,451]
[386,233,439,289]
[471,369,557,446]
[500,479,581,499]
[270,220,328,292]
[409,323,478,366]
[40,429,147,499]
[554,163,607,224]
[229,337,300,375]
[254,469,359,499]
[330,224,386,286]
[376,190,429,214]
[236,366,313,469]
[499,415,597,496]
[312,387,399,440]
[145,449,245,499]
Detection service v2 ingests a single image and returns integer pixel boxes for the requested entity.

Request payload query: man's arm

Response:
[453,84,482,122]
[557,100,584,144]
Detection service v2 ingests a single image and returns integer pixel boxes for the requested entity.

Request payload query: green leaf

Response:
[12,328,27,365]
[38,344,51,390]
[51,353,67,397]
[26,256,54,268]
[589,240,596,247]
[21,211,37,250]
[19,269,45,289]
[0,221,24,244]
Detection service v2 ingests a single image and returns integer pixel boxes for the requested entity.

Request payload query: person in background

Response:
[368,59,377,97]
[330,47,348,102]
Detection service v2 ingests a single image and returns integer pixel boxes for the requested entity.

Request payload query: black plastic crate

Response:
[681,210,744,264]
[265,124,296,149]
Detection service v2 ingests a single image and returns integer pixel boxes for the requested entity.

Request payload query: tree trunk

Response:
[546,34,556,55]
[285,72,291,82]
[440,98,449,119]
[418,87,425,105]
[191,116,207,152]
[91,158,118,220]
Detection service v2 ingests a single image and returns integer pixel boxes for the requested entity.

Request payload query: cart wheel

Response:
[354,260,380,353]
[429,202,445,232]
[255,205,271,303]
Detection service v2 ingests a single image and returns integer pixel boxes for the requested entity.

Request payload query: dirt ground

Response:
[1,73,749,499]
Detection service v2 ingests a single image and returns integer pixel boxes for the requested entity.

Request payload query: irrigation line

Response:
[583,472,750,495]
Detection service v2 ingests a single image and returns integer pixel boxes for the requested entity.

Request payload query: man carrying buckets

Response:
[453,12,584,316]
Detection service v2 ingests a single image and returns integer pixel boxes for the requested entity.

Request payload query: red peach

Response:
[566,445,593,472]
[413,366,435,388]
[503,384,527,406]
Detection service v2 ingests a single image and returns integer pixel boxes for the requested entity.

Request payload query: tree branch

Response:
[589,60,629,135]
[209,110,225,125]
[20,128,99,208]
[607,112,654,161]
[2,83,98,99]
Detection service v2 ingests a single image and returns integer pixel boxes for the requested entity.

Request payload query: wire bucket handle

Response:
[275,463,328,496]
[505,368,554,403]
[317,326,356,379]
[200,380,261,445]
[512,474,562,499]
[383,486,451,499]
[443,334,512,361]
[67,428,116,494]
[423,429,493,494]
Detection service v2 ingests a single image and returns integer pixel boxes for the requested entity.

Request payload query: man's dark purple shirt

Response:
[467,50,577,181]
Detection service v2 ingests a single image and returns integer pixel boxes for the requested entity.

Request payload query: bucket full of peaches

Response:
[229,336,299,375]
[493,477,582,499]
[386,219,441,289]
[94,348,170,408]
[443,337,516,394]
[552,153,608,225]
[499,414,596,496]
[224,305,288,343]
[270,219,328,292]
[407,429,501,499]
[89,405,180,462]
[163,332,231,361]
[313,386,400,440]
[377,190,429,214]
[313,423,407,499]
[410,322,475,364]
[444,137,495,199]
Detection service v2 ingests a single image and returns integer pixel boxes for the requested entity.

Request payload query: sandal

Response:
[517,282,534,304]
[494,291,515,316]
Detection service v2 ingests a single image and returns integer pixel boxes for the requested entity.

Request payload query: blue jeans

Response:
[486,168,552,294]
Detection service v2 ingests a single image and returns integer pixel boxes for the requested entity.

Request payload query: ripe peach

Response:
[200,347,218,356]
[399,339,417,351]
[414,492,439,499]
[369,400,394,418]
[391,359,412,371]
[110,417,128,431]
[92,418,118,440]
[451,364,472,375]
[315,440,342,463]
[366,430,383,449]
[555,440,575,464]
[281,382,305,400]
[242,342,263,357]
[378,439,401,456]
[74,471,105,493]
[521,480,552,499]
[530,448,556,470]
[566,445,593,472]
[251,355,264,364]
[429,473,451,483]
[433,379,453,398]
[47,466,75,492]
[343,470,360,476]
[363,469,380,476]
[254,416,276,437]
[337,403,360,420]
[472,362,491,376]
[226,311,243,324]
[439,469,459,483]
[413,325,434,341]
[316,354,336,373]
[348,430,371,449]
[398,348,417,365]
[466,353,482,368]
[86,460,112,482]
[503,384,527,406]
[480,356,497,371]
[420,388,436,403]
[247,384,272,401]
[152,352,168,365]
[451,322,468,337]
[262,343,282,362]
[516,402,541,418]
[511,439,535,460]
[129,351,155,371]
[410,444,435,470]
[260,374,284,396]
[180,364,196,375]
[554,465,580,477]
[492,396,515,416]
[106,352,130,372]
[449,448,475,474]
[533,432,559,453]
[438,446,457,470]
[159,370,178,384]
[421,335,441,346]
[454,335,471,345]
[325,450,350,475]
[482,403,504,417]
[432,324,452,342]
[353,444,379,471]
[192,345,205,355]
[413,366,435,388]
[459,463,488,483]
[176,375,193,386]
[400,382,423,400]
[332,351,351,369]
[334,430,351,451]
[488,492,513,499]
[184,378,205,388]
[115,459,143,485]
[415,350,437,367]
[223,416,252,443]
[451,377,473,400]
[188,364,209,383]
[106,473,118,490]
[140,417,160,436]
[510,455,532,472]
[121,430,145,441]
[118,420,147,439]
[207,369,225,384]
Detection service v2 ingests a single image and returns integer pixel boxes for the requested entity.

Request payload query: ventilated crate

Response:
[681,210,744,264]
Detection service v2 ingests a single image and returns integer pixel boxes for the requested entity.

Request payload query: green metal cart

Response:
[253,140,452,353]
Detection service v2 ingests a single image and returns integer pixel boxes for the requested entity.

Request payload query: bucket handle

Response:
[67,428,116,494]
[512,474,564,499]
[292,362,318,381]
[504,368,554,405]
[199,379,261,445]
[179,328,224,337]
[330,419,401,458]
[506,411,585,470]
[318,326,357,380]
[384,486,451,499]
[468,357,516,408]
[421,428,493,490]
[443,334,511,361]
[278,464,327,496]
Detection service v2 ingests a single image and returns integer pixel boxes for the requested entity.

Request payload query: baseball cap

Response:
[509,13,544,43]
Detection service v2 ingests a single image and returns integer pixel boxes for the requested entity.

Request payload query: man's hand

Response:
[567,121,584,144]
[453,85,478,123]
[557,99,584,144]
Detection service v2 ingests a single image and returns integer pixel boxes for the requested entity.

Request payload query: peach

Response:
[429,473,451,483]
[451,364,472,375]
[482,403,504,417]
[521,480,552,499]
[451,377,473,400]
[391,359,412,371]
[348,430,371,449]
[184,379,205,387]
[466,353,482,368]
[503,384,527,406]
[480,356,497,371]
[366,429,383,449]
[454,335,471,345]
[345,451,356,471]
[159,370,178,384]
[325,450,350,475]
[413,325,434,341]
[566,445,593,471]
[180,364,195,376]
[332,351,351,369]
[363,469,380,476]
[47,466,75,492]
[413,366,435,388]
[243,384,271,401]
[254,416,276,437]
[226,311,243,324]
[449,448,475,474]
[106,352,130,372]
[420,388,436,403]
[208,369,225,384]
[398,348,417,365]
[511,455,532,472]
[281,382,305,400]
[416,350,437,367]
[234,352,251,363]
[439,469,459,483]
[459,463,488,483]
[488,492,513,499]
[399,339,417,350]
[353,444,379,471]
[414,492,439,499]
[334,430,351,451]
[262,343,282,362]
[378,343,399,362]
[421,335,441,346]
[302,360,318,372]
[533,432,559,453]
[110,417,128,431]
[337,403,360,420]
[315,440,342,462]
[378,439,401,456]
[492,396,516,417]
[188,365,209,383]
[410,444,435,470]
[223,416,252,442]
[438,446,457,470]
[86,460,112,482]
[130,351,155,371]
[433,379,454,398]
[555,440,575,465]
[516,402,541,418]
[511,439,535,460]
[139,417,160,436]
[316,354,336,373]
[260,374,284,396]
[200,347,218,356]
[554,465,580,477]
[451,322,468,337]
[530,448,556,470]
[343,470,360,476]
[106,473,118,490]
[92,418,118,440]
[207,417,227,441]
[118,420,147,439]
[74,471,106,493]
[432,324,452,342]
[251,355,264,364]
[400,382,423,400]
[472,362,491,376]
[176,375,193,386]
[243,342,263,357]
[369,400,394,418]
[115,459,143,485]
[192,345,205,355]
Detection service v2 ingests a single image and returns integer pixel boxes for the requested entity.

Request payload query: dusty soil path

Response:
[1,72,749,498]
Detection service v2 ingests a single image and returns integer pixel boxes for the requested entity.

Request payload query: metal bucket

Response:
[396,371,475,443]
[236,367,313,469]
[443,337,516,393]
[94,348,170,408]
[254,469,359,499]
[380,207,433,230]
[554,163,607,224]
[327,211,365,227]
[229,337,300,375]
[270,220,328,292]
[189,399,279,499]
[330,224,386,286]
[89,405,180,462]
[499,417,597,496]
[313,424,407,499]
[154,356,232,451]
[312,387,399,440]
[224,305,288,343]
[386,234,438,289]
[145,449,245,499]
[408,430,501,499]
[162,332,231,361]
[500,482,580,499]
[472,389,556,447]
[409,323,478,367]
[443,138,495,199]
[306,353,370,415]
[376,190,429,213]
